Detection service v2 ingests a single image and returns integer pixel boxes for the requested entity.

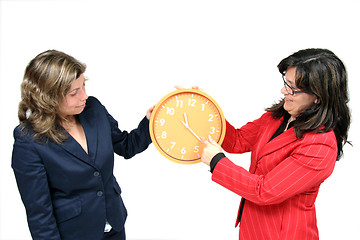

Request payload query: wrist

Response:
[210,152,225,173]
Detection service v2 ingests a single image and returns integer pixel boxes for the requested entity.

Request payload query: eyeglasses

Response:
[282,74,311,95]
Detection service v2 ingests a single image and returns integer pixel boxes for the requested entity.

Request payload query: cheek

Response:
[58,103,70,116]
[294,97,316,114]
[284,102,297,116]
[284,99,307,116]
[58,99,76,115]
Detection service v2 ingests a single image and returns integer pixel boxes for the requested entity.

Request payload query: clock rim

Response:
[149,88,226,164]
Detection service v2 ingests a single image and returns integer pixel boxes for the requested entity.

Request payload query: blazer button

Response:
[94,171,100,177]
[97,191,103,197]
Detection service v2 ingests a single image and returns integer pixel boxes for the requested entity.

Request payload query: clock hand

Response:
[184,112,189,125]
[181,120,203,143]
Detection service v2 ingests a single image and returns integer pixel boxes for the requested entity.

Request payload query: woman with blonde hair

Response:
[12,50,153,240]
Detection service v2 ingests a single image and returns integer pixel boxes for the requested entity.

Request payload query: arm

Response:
[106,110,152,159]
[11,129,61,240]
[222,112,274,154]
[211,132,337,205]
[202,113,275,168]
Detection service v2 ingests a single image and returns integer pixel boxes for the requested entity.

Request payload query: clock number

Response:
[176,100,183,108]
[210,127,215,134]
[194,146,199,153]
[160,119,165,126]
[161,131,167,139]
[166,107,175,115]
[208,114,214,121]
[170,142,176,149]
[201,104,205,111]
[188,98,196,107]
[181,147,186,154]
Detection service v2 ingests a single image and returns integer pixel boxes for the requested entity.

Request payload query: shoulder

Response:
[13,124,35,143]
[260,111,276,121]
[82,96,107,115]
[80,96,115,125]
[85,96,102,108]
[12,124,50,152]
[302,129,337,146]
[253,111,281,125]
[293,130,338,169]
[227,112,280,131]
[12,125,40,163]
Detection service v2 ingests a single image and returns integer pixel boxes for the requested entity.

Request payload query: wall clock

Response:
[149,88,226,164]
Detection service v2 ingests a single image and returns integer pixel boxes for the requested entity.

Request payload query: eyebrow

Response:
[68,87,80,95]
[285,78,296,87]
[67,80,85,95]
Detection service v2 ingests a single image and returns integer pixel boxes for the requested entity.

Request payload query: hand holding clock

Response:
[146,105,155,120]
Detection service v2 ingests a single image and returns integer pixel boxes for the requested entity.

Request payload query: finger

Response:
[208,135,217,144]
[202,137,210,146]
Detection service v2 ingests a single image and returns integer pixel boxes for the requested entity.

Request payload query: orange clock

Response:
[149,88,226,164]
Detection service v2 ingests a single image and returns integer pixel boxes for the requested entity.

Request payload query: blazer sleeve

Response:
[212,131,337,205]
[104,107,152,159]
[222,113,271,154]
[11,128,61,240]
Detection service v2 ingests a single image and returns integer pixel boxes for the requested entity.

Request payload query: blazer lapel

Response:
[60,136,90,164]
[79,106,98,162]
[256,117,298,160]
[59,105,99,166]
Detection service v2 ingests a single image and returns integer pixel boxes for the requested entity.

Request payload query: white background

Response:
[1,0,359,239]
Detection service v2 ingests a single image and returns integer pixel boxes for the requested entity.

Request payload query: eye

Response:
[69,90,78,97]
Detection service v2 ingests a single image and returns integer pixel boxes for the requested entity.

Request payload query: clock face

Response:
[149,89,226,164]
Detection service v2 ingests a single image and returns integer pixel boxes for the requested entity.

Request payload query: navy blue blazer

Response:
[12,96,152,240]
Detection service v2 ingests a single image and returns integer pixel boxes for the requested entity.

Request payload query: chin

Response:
[283,102,290,111]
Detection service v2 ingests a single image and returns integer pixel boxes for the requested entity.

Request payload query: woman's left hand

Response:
[146,106,155,120]
[201,135,223,166]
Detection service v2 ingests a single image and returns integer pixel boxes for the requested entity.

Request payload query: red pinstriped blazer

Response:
[212,112,337,240]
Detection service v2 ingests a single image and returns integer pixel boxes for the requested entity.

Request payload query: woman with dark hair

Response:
[201,48,351,240]
[12,50,153,240]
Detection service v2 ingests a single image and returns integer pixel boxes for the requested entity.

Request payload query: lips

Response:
[77,102,86,108]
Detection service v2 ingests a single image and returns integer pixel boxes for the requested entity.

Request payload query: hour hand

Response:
[183,112,189,125]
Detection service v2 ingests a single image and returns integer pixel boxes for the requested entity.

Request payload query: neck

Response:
[60,115,78,130]
[285,116,296,131]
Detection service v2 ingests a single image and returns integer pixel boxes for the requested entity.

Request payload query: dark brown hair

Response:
[267,48,351,160]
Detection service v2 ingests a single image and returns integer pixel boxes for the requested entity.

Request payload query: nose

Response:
[80,86,88,101]
[281,85,288,95]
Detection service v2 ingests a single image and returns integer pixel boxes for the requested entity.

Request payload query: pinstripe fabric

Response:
[212,112,337,240]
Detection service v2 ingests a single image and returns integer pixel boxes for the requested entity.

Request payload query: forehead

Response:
[68,74,85,90]
[285,66,296,79]
[285,66,297,81]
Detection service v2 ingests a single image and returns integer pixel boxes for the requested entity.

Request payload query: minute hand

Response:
[181,121,203,143]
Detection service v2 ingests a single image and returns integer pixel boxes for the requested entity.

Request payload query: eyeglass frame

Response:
[281,74,312,95]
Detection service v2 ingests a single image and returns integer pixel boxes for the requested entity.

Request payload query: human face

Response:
[58,74,88,119]
[281,66,317,120]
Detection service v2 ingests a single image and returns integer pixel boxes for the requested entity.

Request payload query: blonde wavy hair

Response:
[18,50,86,144]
